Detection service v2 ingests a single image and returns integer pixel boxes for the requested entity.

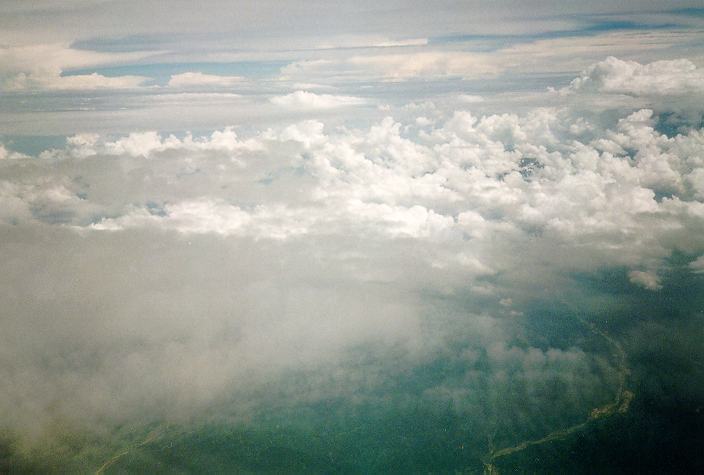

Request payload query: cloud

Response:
[628,269,663,290]
[290,82,336,91]
[280,51,498,82]
[270,90,366,109]
[38,127,263,159]
[167,71,244,88]
[457,94,484,104]
[6,90,704,283]
[278,30,704,86]
[0,143,29,160]
[561,56,704,97]
[372,38,428,48]
[690,255,704,273]
[91,200,313,240]
[311,36,428,50]
[349,52,498,80]
[6,72,148,91]
[2,56,704,467]
[0,43,153,91]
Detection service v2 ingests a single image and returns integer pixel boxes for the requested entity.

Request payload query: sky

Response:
[2,1,704,472]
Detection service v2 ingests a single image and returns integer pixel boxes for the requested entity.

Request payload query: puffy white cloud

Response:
[0,43,152,91]
[278,30,704,86]
[40,127,264,159]
[562,56,704,97]
[457,94,484,104]
[92,200,311,240]
[167,71,243,88]
[690,255,704,273]
[628,270,662,291]
[270,90,366,109]
[0,143,29,160]
[4,71,147,91]
[0,43,149,75]
[9,98,703,287]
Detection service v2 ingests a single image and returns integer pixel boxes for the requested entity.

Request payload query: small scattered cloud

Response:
[291,82,336,91]
[0,143,29,160]
[312,36,428,50]
[0,43,154,91]
[372,38,428,48]
[167,71,244,88]
[270,90,366,109]
[628,270,662,291]
[6,72,148,91]
[458,94,484,103]
[689,255,704,274]
[281,51,498,82]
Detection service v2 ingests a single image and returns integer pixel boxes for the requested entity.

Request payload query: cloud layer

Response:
[1,55,704,469]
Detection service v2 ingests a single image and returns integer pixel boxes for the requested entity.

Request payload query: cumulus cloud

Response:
[2,57,704,468]
[39,127,263,160]
[562,56,704,97]
[9,72,148,91]
[0,43,152,91]
[628,270,663,291]
[167,71,244,88]
[458,94,485,104]
[278,30,704,86]
[0,143,29,160]
[270,90,366,109]
[690,255,704,273]
[6,100,704,285]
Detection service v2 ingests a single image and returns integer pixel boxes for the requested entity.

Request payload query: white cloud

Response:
[270,90,366,109]
[562,56,704,97]
[290,82,336,91]
[281,51,498,82]
[13,94,704,287]
[496,30,704,75]
[458,94,484,104]
[279,30,704,86]
[628,270,662,291]
[4,57,704,455]
[0,43,153,91]
[0,144,29,160]
[41,127,264,159]
[14,72,148,91]
[167,71,244,88]
[690,255,704,274]
[372,38,428,48]
[312,36,428,50]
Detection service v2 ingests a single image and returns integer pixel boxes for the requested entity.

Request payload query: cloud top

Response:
[270,90,366,109]
[168,72,244,88]
[562,56,704,97]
